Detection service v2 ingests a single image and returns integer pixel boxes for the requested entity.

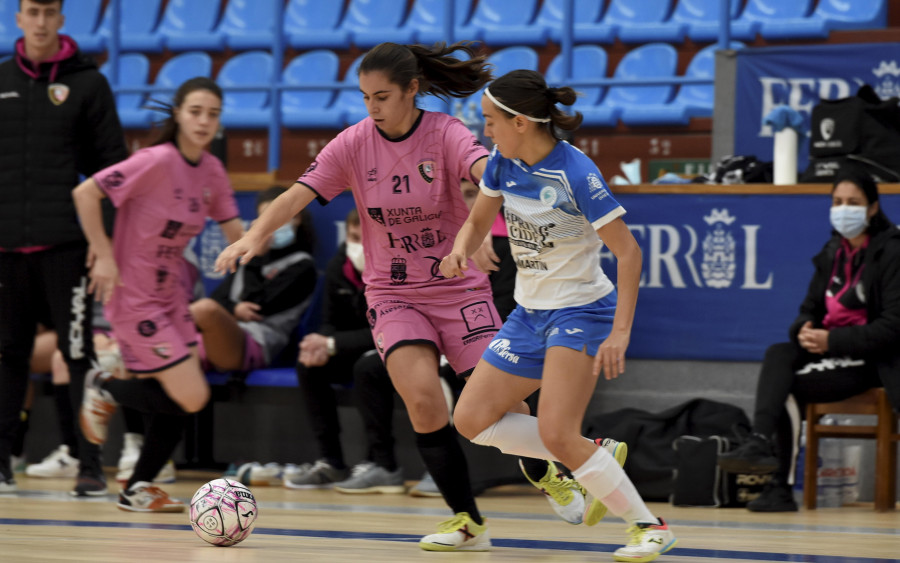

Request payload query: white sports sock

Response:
[471,412,598,460]
[572,447,656,525]
[471,413,555,459]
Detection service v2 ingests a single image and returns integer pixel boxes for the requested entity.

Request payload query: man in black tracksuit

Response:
[0,0,128,495]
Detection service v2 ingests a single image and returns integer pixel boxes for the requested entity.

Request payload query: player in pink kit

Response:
[217,42,497,551]
[73,77,244,513]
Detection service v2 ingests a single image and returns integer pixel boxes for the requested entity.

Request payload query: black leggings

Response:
[0,243,101,474]
[753,341,881,481]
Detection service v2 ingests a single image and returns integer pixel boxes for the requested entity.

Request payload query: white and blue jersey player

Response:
[479,141,624,379]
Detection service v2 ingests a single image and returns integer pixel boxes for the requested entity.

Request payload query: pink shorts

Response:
[366,286,500,376]
[109,304,197,374]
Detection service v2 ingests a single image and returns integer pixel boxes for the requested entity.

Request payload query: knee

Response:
[404,393,447,428]
[537,420,570,457]
[179,385,210,414]
[453,401,486,441]
[189,298,220,327]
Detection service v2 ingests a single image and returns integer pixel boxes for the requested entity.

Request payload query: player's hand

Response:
[298,333,329,367]
[471,233,500,274]
[234,302,263,322]
[88,255,121,305]
[215,234,266,274]
[440,253,469,278]
[593,331,630,380]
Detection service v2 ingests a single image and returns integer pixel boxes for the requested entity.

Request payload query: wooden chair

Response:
[804,387,899,511]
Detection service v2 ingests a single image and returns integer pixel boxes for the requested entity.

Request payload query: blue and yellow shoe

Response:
[613,518,677,562]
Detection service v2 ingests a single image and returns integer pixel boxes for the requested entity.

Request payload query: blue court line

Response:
[2,517,898,563]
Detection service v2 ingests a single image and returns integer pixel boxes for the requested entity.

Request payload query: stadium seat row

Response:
[103,42,742,130]
[0,0,887,56]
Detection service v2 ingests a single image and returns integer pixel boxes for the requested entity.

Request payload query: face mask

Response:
[271,223,296,249]
[830,205,869,239]
[346,240,365,272]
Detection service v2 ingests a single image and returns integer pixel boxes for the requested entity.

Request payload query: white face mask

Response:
[270,223,296,249]
[346,240,365,272]
[830,205,869,239]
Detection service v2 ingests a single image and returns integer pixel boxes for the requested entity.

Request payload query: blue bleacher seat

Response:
[97,0,165,53]
[340,0,413,49]
[536,0,605,45]
[669,0,742,43]
[466,46,539,120]
[281,50,344,129]
[573,0,678,44]
[457,0,545,46]
[100,53,153,129]
[284,0,349,49]
[730,0,816,40]
[147,51,213,122]
[581,42,678,127]
[157,0,225,52]
[218,51,275,129]
[0,0,22,55]
[218,0,281,51]
[620,42,743,126]
[333,54,369,126]
[60,0,104,53]
[757,0,887,39]
[545,45,608,114]
[815,0,887,32]
[401,0,475,45]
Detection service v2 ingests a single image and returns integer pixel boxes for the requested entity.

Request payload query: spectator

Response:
[0,0,129,496]
[718,170,900,512]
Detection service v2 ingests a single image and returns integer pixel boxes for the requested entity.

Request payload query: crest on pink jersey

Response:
[417,160,435,183]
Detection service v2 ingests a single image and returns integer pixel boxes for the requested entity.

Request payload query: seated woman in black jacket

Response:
[719,170,900,511]
[190,186,318,373]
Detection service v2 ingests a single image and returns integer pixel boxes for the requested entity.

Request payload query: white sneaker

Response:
[584,437,629,526]
[613,518,677,562]
[154,460,177,484]
[520,459,585,524]
[25,445,80,478]
[236,461,283,486]
[419,512,491,552]
[79,366,118,445]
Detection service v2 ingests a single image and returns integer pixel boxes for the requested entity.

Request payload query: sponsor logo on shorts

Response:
[461,301,495,333]
[137,320,157,337]
[152,342,172,359]
[565,328,583,335]
[367,308,377,328]
[488,338,519,364]
[376,332,384,354]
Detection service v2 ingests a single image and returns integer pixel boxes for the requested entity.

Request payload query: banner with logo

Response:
[610,193,900,361]
[733,43,900,173]
[192,190,900,362]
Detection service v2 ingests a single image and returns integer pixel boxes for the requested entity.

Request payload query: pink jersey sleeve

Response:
[442,117,489,183]
[295,129,353,202]
[93,147,163,208]
[205,156,240,223]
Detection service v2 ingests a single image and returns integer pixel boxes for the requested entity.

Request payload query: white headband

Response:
[484,88,552,123]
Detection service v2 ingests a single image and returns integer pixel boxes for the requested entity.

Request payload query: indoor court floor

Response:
[2,471,898,562]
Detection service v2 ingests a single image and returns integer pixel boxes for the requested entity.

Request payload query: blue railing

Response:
[102,0,732,173]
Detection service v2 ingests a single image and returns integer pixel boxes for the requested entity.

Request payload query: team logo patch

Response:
[48,83,69,105]
[137,320,158,337]
[417,160,435,183]
[539,186,557,206]
[376,332,384,354]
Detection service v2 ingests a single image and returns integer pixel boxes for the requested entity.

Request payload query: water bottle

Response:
[817,417,843,508]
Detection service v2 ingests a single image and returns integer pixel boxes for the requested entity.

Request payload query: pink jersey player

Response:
[215,43,502,551]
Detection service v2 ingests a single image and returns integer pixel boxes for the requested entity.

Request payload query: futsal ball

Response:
[189,478,258,546]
